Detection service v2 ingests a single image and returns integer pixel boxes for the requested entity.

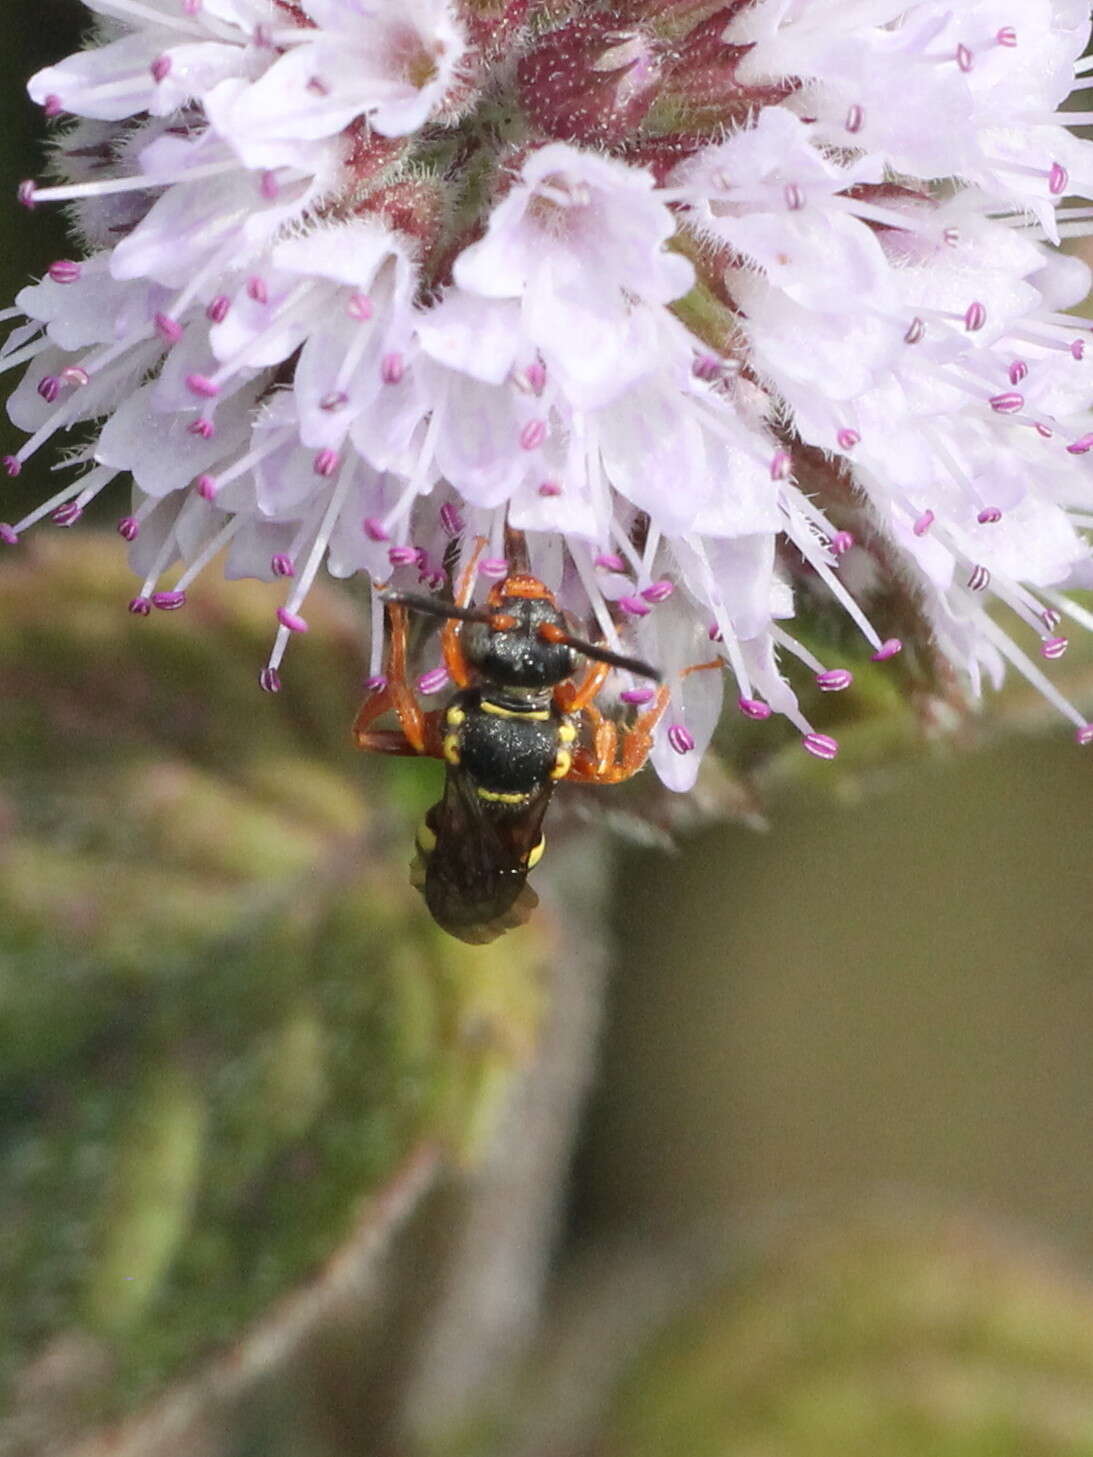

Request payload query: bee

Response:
[353,539,667,944]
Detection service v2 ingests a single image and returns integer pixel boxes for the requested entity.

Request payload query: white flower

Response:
[4,0,1093,780]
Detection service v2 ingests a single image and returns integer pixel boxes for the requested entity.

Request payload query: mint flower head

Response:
[6,0,1093,787]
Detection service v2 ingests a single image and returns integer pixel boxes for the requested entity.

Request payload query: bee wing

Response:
[420,769,552,945]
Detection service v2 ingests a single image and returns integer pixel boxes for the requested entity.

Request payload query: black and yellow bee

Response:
[354,541,667,944]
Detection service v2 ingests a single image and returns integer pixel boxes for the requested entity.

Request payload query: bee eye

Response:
[526,836,546,869]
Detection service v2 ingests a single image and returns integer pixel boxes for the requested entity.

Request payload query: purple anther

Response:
[996,26,1017,45]
[738,697,772,720]
[836,428,860,450]
[538,480,562,497]
[521,360,547,395]
[1040,635,1068,660]
[708,623,724,642]
[51,502,82,527]
[3,456,22,478]
[1049,161,1069,196]
[271,553,295,578]
[259,169,280,200]
[964,300,986,332]
[186,372,220,398]
[803,732,839,760]
[18,181,38,209]
[668,723,695,755]
[1072,338,1086,361]
[128,596,152,616]
[955,42,973,72]
[380,352,404,385]
[871,638,903,661]
[770,449,792,480]
[195,474,218,500]
[1042,607,1062,630]
[42,95,63,118]
[989,391,1024,414]
[48,259,81,284]
[904,316,925,345]
[642,580,674,604]
[1034,422,1054,439]
[152,590,187,610]
[277,607,309,633]
[117,516,140,542]
[37,376,60,404]
[845,102,864,133]
[967,563,991,592]
[151,54,172,83]
[347,292,373,321]
[154,311,183,343]
[363,517,390,542]
[783,182,805,211]
[259,666,282,693]
[618,595,651,617]
[363,674,388,693]
[594,552,626,572]
[417,666,450,696]
[0,524,19,545]
[388,545,418,566]
[621,687,655,706]
[817,668,853,691]
[1009,359,1028,385]
[188,418,216,439]
[313,448,340,477]
[61,366,89,387]
[320,390,348,411]
[479,557,509,580]
[439,502,464,536]
[246,275,268,305]
[1076,724,1093,746]
[830,530,855,555]
[693,353,721,382]
[977,506,1003,524]
[519,418,547,451]
[206,294,231,324]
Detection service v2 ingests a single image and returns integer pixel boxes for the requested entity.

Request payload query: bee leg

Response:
[567,685,671,784]
[355,711,444,757]
[355,602,433,755]
[441,535,487,689]
[553,658,610,715]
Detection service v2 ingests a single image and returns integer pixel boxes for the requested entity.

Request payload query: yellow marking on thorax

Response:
[480,698,551,721]
[550,748,572,780]
[443,733,461,765]
[475,787,528,804]
[446,705,466,728]
[558,719,577,744]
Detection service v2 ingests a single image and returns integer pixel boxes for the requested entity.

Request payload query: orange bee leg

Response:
[553,657,610,715]
[354,602,443,757]
[566,684,671,785]
[440,535,488,690]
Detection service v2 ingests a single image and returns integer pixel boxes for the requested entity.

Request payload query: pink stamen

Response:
[260,666,282,693]
[977,506,1003,524]
[955,42,973,72]
[996,26,1017,46]
[871,638,903,661]
[37,376,60,404]
[784,183,804,211]
[117,516,140,542]
[128,596,152,616]
[154,312,183,343]
[1009,360,1028,385]
[830,531,855,555]
[1075,724,1093,746]
[641,580,674,604]
[188,419,216,439]
[320,390,348,411]
[380,352,404,385]
[277,608,309,633]
[271,553,295,577]
[594,552,626,572]
[150,54,172,83]
[708,623,724,642]
[770,450,792,480]
[1049,162,1069,196]
[439,503,464,536]
[618,595,651,617]
[417,666,450,696]
[845,103,864,133]
[363,674,388,693]
[47,259,81,284]
[388,546,418,566]
[246,276,268,305]
[60,366,89,387]
[1034,422,1054,439]
[693,353,721,381]
[51,502,82,526]
[1042,608,1062,630]
[816,669,853,691]
[1066,434,1093,455]
[904,317,925,344]
[803,732,839,760]
[42,95,63,118]
[479,557,509,580]
[519,419,547,450]
[836,428,860,450]
[0,524,19,545]
[347,293,373,321]
[967,564,991,592]
[538,480,562,496]
[186,373,220,399]
[195,474,218,500]
[260,170,280,200]
[206,294,231,324]
[3,457,22,478]
[621,687,655,705]
[1040,636,1068,660]
[363,517,390,542]
[1071,338,1085,361]
[964,300,986,332]
[152,590,187,610]
[989,391,1024,414]
[313,448,340,477]
[668,723,695,754]
[739,697,772,720]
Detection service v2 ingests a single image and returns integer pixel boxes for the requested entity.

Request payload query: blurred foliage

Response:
[0,537,551,1451]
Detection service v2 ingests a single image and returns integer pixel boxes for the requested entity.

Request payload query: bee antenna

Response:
[560,634,662,682]
[381,591,494,625]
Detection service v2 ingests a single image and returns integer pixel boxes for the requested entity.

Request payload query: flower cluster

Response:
[5,0,1093,786]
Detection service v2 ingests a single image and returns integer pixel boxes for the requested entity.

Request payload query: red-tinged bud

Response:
[517,17,662,146]
[645,9,795,137]
[344,126,410,190]
[456,0,529,65]
[363,178,447,257]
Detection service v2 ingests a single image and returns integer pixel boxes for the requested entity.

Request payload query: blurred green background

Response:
[2,7,1093,1456]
